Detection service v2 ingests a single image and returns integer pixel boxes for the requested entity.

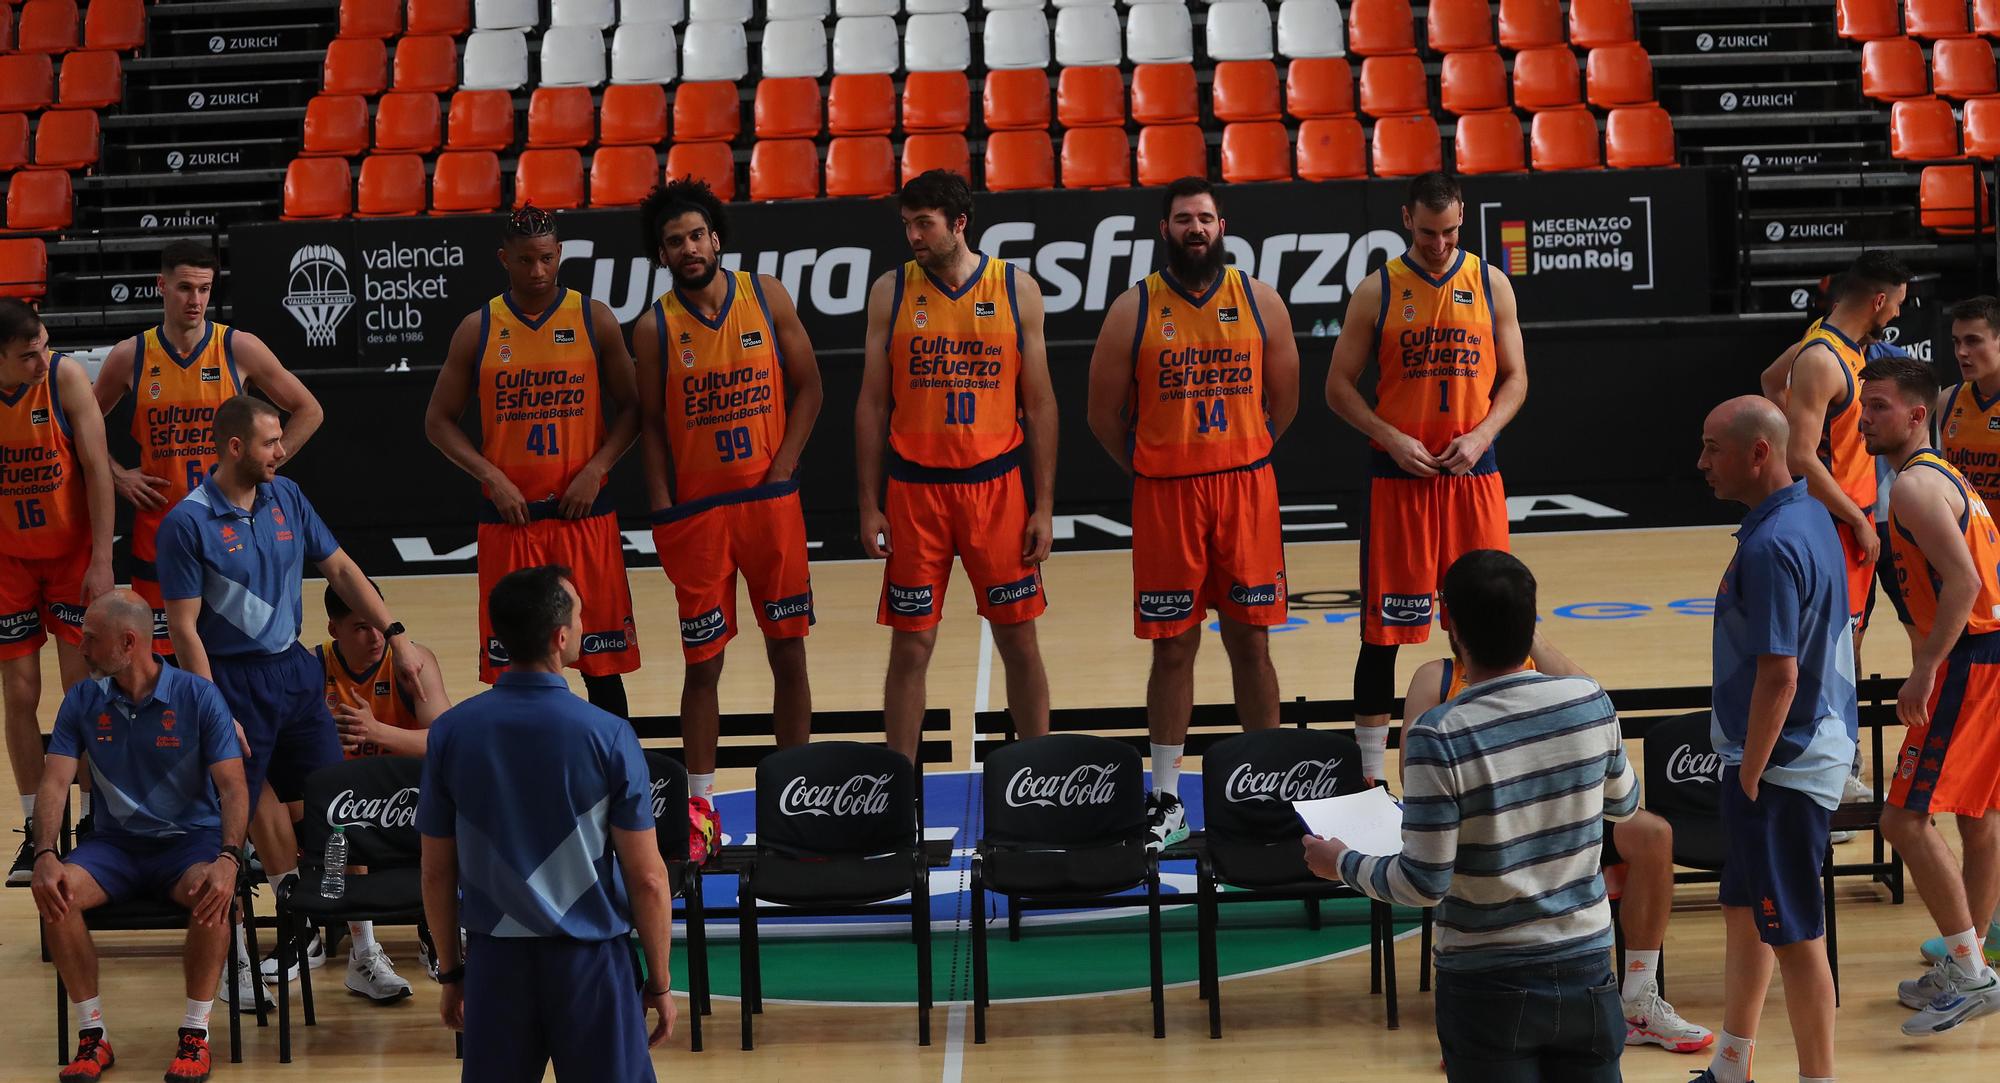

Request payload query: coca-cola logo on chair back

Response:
[300,756,424,867]
[1203,729,1364,843]
[1642,712,1725,821]
[983,734,1146,850]
[644,750,692,862]
[755,742,915,857]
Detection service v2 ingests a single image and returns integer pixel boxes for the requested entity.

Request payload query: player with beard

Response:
[631,180,823,806]
[857,169,1058,761]
[1087,177,1299,848]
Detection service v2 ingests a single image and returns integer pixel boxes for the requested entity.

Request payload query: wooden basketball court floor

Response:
[3,524,1997,1080]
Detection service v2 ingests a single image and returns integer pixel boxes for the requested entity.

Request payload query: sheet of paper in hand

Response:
[1295,787,1406,857]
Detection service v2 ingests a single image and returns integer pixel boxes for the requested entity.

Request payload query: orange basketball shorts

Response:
[879,464,1046,632]
[0,548,88,661]
[476,511,639,683]
[1131,463,1287,639]
[651,481,813,665]
[129,516,175,655]
[1362,465,1508,646]
[1889,630,2000,817]
[1836,516,1875,634]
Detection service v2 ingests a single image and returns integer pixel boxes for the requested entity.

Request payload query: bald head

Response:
[79,588,158,680]
[1708,395,1789,451]
[88,588,154,639]
[1699,395,1794,507]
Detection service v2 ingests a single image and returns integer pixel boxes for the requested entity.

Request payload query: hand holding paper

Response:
[1296,787,1407,857]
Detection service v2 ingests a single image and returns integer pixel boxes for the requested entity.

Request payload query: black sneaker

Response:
[8,822,34,887]
[74,813,92,839]
[1145,792,1190,851]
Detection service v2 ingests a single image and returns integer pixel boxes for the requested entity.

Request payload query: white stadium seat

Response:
[1206,0,1273,59]
[474,0,536,29]
[904,13,971,71]
[1054,4,1121,65]
[611,21,679,82]
[680,19,748,80]
[689,0,751,21]
[762,18,829,79]
[833,15,900,73]
[983,8,1050,68]
[540,25,608,86]
[982,0,1046,9]
[767,0,831,18]
[462,29,530,89]
[551,0,616,28]
[837,0,899,15]
[907,0,969,12]
[1126,3,1192,63]
[619,0,686,24]
[1277,0,1346,59]
[1052,0,1114,7]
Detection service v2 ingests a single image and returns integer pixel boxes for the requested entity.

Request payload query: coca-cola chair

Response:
[970,734,1162,1043]
[275,755,426,1062]
[642,749,712,1053]
[1198,728,1401,1037]
[739,741,929,1050]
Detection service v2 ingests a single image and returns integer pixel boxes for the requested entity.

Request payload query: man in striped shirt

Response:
[1305,549,1637,1082]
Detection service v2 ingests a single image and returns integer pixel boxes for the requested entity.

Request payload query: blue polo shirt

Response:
[48,661,240,839]
[417,671,654,941]
[1712,480,1859,810]
[155,472,339,658]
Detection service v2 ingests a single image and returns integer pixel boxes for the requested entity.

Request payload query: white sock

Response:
[73,995,105,1038]
[1357,726,1388,781]
[181,998,212,1035]
[1801,1076,1835,1083]
[1621,949,1660,1002]
[19,794,33,820]
[267,871,295,900]
[77,792,90,818]
[1149,743,1183,796]
[349,921,376,955]
[1710,1030,1754,1083]
[689,773,715,802]
[1945,927,1991,977]
[231,922,248,964]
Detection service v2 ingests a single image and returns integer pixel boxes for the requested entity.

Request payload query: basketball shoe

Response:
[1145,793,1188,850]
[1901,955,2000,1036]
[1622,978,1713,1052]
[57,1029,113,1080]
[164,1028,211,1082]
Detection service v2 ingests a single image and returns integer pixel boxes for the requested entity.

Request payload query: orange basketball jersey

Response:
[476,289,604,504]
[1129,268,1271,479]
[1796,321,1878,512]
[0,353,88,559]
[1441,653,1541,701]
[1939,380,2000,507]
[130,322,243,561]
[1373,251,1498,455]
[1889,449,2000,640]
[652,271,789,504]
[887,255,1025,470]
[319,638,421,759]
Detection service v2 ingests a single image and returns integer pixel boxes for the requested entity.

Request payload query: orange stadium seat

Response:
[590,145,659,207]
[446,89,514,151]
[515,147,585,209]
[1137,123,1207,186]
[601,84,668,145]
[665,141,736,199]
[4,168,71,231]
[1286,57,1354,118]
[1212,61,1281,123]
[1933,36,1999,99]
[32,106,97,168]
[0,15,12,53]
[1440,49,1509,114]
[393,34,459,93]
[1907,0,1971,39]
[983,129,1055,190]
[1921,163,1993,232]
[1604,103,1676,167]
[1568,0,1634,48]
[339,0,401,39]
[374,91,440,153]
[749,138,820,200]
[901,133,970,182]
[406,0,470,36]
[1220,121,1290,182]
[0,55,56,111]
[1498,0,1564,51]
[825,135,896,197]
[1427,0,1495,53]
[302,94,370,156]
[903,71,970,133]
[323,39,388,95]
[82,0,144,51]
[1862,37,1931,100]
[1296,117,1367,179]
[15,0,78,54]
[0,237,50,300]
[1531,106,1602,170]
[673,81,742,142]
[1454,108,1526,173]
[828,73,895,136]
[1981,0,2000,36]
[57,50,122,108]
[1360,55,1429,116]
[0,115,30,171]
[1060,125,1130,188]
[1370,113,1442,175]
[1513,45,1582,111]
[754,77,822,139]
[1131,63,1198,125]
[528,86,594,148]
[357,152,427,215]
[982,68,1051,131]
[282,156,353,220]
[1057,65,1125,128]
[1586,43,1655,107]
[1838,0,1903,39]
[1890,95,1962,158]
[431,149,502,212]
[1964,95,2000,153]
[1347,0,1417,56]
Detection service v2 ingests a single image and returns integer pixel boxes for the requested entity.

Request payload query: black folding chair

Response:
[737,742,930,1050]
[971,734,1161,1043]
[642,750,711,1053]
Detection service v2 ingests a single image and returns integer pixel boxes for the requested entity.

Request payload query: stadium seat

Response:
[837,0,896,15]
[323,38,389,95]
[1295,116,1366,178]
[1604,103,1676,168]
[1277,0,1345,58]
[690,0,751,20]
[1346,0,1415,56]
[984,129,1055,190]
[770,0,831,17]
[984,9,1051,69]
[1360,55,1429,117]
[906,12,971,71]
[901,132,970,182]
[908,0,966,11]
[339,0,401,39]
[1427,0,1494,53]
[461,29,527,90]
[82,0,145,51]
[588,143,660,207]
[541,26,607,87]
[1213,60,1282,122]
[0,116,30,172]
[0,238,49,300]
[1061,125,1129,187]
[446,88,514,150]
[828,72,895,134]
[825,135,896,196]
[1891,95,1962,158]
[623,0,686,22]
[1531,106,1601,169]
[665,140,736,199]
[16,0,78,54]
[0,55,55,112]
[1980,0,2000,36]
[1861,37,1931,100]
[903,70,969,132]
[983,68,1051,130]
[431,149,503,211]
[1921,163,1992,232]
[1137,123,1206,185]
[515,147,585,209]
[1058,65,1125,127]
[281,156,352,220]
[1131,63,1198,125]
[551,0,615,28]
[755,77,823,138]
[373,91,441,153]
[1586,42,1655,107]
[303,94,370,156]
[0,16,12,54]
[1207,1,1274,60]
[1220,120,1290,182]
[1497,0,1563,51]
[1933,36,1999,99]
[357,153,427,215]
[762,18,829,78]
[1286,56,1354,117]
[474,0,536,30]
[749,138,820,199]
[528,85,594,148]
[600,83,668,145]
[833,16,899,74]
[23,127,96,177]
[1127,3,1193,64]
[611,23,678,83]
[58,50,122,109]
[407,0,471,36]
[1055,4,1122,66]
[682,20,748,81]
[1568,0,1634,48]
[1837,0,1901,40]
[1513,46,1582,111]
[393,35,459,93]
[674,80,741,141]
[1906,0,1970,39]
[1370,113,1442,175]
[1963,94,2000,154]
[1454,108,1526,173]
[1440,49,1509,114]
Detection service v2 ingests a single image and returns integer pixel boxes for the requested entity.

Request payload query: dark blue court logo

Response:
[679,608,727,645]
[1228,583,1279,607]
[762,591,814,623]
[1137,591,1195,622]
[1379,593,1434,626]
[887,583,935,616]
[985,575,1040,607]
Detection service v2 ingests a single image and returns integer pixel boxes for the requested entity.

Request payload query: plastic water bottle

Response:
[321,826,348,901]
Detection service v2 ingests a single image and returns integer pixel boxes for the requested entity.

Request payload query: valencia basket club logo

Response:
[283,245,357,348]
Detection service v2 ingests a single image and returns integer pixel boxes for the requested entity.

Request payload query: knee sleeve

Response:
[582,672,629,721]
[1354,642,1399,716]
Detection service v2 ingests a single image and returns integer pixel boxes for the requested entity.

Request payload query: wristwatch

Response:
[383,621,407,640]
[435,964,465,985]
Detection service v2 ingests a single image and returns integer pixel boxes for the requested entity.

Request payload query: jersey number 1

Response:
[525,423,560,457]
[1437,379,1450,414]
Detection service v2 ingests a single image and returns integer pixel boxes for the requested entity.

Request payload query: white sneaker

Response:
[1842,771,1878,805]
[1901,956,2000,1036]
[1829,829,1857,845]
[260,927,327,983]
[1622,979,1714,1053]
[1145,792,1189,851]
[345,944,413,1003]
[1901,959,1955,1010]
[220,952,276,1011]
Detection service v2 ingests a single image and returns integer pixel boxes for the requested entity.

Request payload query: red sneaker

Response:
[163,1028,210,1082]
[688,796,721,865]
[57,1029,113,1080]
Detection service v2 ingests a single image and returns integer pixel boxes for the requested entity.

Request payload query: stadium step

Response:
[1745,205,1919,245]
[132,76,318,116]
[1667,80,1857,116]
[83,200,264,232]
[1686,141,1884,170]
[1647,21,1839,56]
[106,136,295,175]
[151,21,334,59]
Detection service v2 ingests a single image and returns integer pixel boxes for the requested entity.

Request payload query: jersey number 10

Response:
[943,391,977,426]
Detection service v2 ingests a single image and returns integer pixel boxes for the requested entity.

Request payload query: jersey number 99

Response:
[715,426,754,463]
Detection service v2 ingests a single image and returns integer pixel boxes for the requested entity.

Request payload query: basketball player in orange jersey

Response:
[91,240,325,661]
[322,579,448,759]
[1857,355,2000,1035]
[857,170,1059,761]
[1325,172,1528,783]
[1,301,115,887]
[1938,296,2000,508]
[425,207,642,717]
[1087,177,1299,848]
[633,180,823,805]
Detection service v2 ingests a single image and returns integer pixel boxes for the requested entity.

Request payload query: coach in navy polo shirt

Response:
[419,565,676,1082]
[29,589,246,1082]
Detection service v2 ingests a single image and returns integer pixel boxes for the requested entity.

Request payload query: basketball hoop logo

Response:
[282,245,356,348]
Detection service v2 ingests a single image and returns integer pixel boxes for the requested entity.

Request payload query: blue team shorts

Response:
[1718,766,1833,946]
[209,642,342,805]
[67,829,223,905]
[460,932,658,1083]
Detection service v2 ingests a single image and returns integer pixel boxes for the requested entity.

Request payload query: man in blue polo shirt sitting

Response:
[28,589,247,1082]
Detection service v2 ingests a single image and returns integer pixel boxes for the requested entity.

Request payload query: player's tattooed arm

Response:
[1086,286,1140,474]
